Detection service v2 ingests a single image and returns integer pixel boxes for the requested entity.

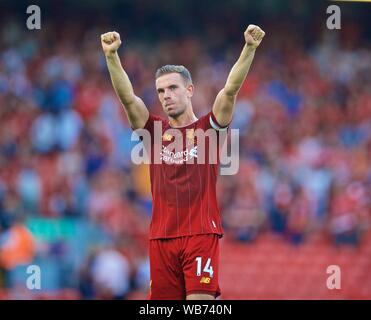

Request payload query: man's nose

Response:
[164,89,171,99]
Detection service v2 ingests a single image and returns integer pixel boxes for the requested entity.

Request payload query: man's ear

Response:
[187,84,194,98]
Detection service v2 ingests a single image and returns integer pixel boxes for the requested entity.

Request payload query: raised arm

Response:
[212,25,265,127]
[101,31,149,129]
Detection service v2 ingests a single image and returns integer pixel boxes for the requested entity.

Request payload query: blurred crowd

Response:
[0,15,370,298]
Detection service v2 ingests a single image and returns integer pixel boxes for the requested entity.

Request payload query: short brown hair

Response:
[155,65,193,85]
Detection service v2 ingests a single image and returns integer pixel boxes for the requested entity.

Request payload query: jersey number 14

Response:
[195,257,214,278]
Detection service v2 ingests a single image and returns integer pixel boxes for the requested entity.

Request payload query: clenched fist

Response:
[101,31,122,55]
[244,25,265,49]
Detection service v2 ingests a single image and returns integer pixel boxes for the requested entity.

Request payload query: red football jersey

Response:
[141,111,227,239]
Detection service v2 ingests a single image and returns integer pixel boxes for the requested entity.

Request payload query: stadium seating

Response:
[220,232,371,299]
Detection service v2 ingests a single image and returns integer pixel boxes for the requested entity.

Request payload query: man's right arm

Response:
[101,31,149,130]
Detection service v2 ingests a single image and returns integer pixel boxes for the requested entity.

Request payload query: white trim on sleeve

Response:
[209,115,228,131]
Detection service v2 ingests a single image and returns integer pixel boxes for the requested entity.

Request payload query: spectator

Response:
[90,245,131,300]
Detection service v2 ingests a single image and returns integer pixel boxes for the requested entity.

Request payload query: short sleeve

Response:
[208,111,230,131]
[142,114,166,136]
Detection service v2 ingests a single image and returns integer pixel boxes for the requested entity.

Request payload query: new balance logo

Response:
[200,277,211,284]
[162,133,173,141]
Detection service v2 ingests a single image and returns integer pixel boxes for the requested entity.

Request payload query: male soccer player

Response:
[101,25,265,300]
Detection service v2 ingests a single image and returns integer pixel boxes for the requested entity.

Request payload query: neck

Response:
[169,107,197,128]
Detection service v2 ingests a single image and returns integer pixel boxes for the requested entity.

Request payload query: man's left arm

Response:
[212,25,265,127]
